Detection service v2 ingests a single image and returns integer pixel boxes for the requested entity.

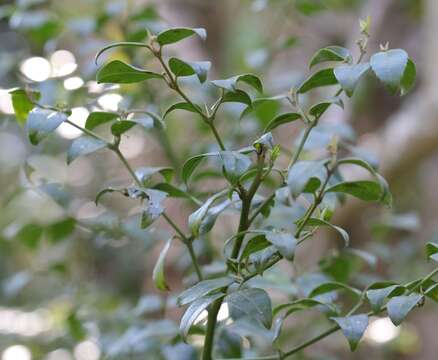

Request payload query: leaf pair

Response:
[238,230,297,261]
[182,147,254,184]
[177,277,233,340]
[300,46,415,97]
[26,108,68,145]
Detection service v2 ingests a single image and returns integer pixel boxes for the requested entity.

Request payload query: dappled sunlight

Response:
[0,307,51,337]
[64,77,84,90]
[20,57,51,82]
[46,349,73,360]
[50,50,77,77]
[0,89,14,114]
[73,340,101,360]
[97,93,122,111]
[365,317,400,344]
[2,345,32,360]
[57,107,89,139]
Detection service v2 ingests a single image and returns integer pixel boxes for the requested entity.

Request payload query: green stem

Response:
[202,299,222,360]
[113,147,142,186]
[243,169,332,284]
[203,153,266,360]
[230,152,265,259]
[265,266,438,359]
[248,192,275,226]
[63,117,204,282]
[161,212,203,281]
[186,238,204,281]
[206,120,226,151]
[154,50,226,151]
[287,123,314,170]
[65,120,111,144]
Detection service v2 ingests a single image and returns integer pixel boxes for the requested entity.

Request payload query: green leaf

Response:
[331,314,368,351]
[337,157,392,206]
[297,68,338,94]
[67,136,107,164]
[94,187,124,205]
[264,112,302,132]
[85,111,119,130]
[366,283,404,312]
[212,74,263,93]
[157,27,207,46]
[226,288,272,329]
[222,90,252,107]
[182,147,254,185]
[135,167,174,184]
[309,97,343,118]
[287,160,327,198]
[140,189,167,229]
[296,0,326,15]
[10,88,35,126]
[370,49,409,94]
[48,218,76,242]
[153,183,201,205]
[94,41,150,64]
[387,294,423,326]
[182,152,219,184]
[265,231,297,260]
[152,238,173,291]
[239,234,271,261]
[168,57,211,83]
[274,298,337,317]
[26,108,68,145]
[67,310,86,341]
[198,199,232,237]
[426,242,438,262]
[326,180,386,204]
[110,120,136,136]
[180,292,224,341]
[219,151,252,185]
[310,46,351,68]
[307,218,349,246]
[188,192,224,237]
[334,63,370,97]
[129,111,166,130]
[400,58,416,96]
[16,223,43,249]
[97,60,162,84]
[177,277,233,306]
[240,95,286,122]
[309,282,361,298]
[163,102,202,119]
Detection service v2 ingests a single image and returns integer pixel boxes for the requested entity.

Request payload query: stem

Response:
[65,120,111,144]
[248,192,275,226]
[266,266,438,359]
[283,326,339,358]
[243,169,332,284]
[230,152,266,259]
[203,299,222,360]
[203,153,266,360]
[161,212,203,281]
[207,121,226,151]
[154,50,226,151]
[113,147,142,186]
[186,239,204,281]
[295,168,331,238]
[62,115,205,282]
[287,123,314,170]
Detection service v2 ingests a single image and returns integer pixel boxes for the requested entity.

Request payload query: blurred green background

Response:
[1,0,438,359]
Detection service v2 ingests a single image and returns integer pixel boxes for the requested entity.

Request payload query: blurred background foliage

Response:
[0,0,437,359]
